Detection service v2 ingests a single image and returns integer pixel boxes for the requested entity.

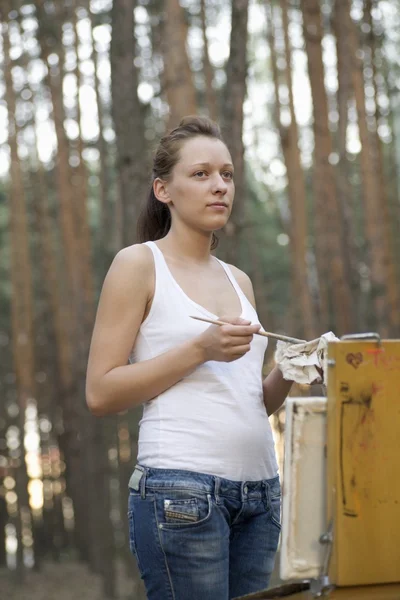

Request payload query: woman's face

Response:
[155,135,235,235]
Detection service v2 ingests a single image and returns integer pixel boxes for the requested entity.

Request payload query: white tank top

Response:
[129,241,278,481]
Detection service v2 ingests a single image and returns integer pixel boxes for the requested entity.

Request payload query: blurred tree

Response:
[344,0,394,336]
[35,5,116,594]
[111,0,149,248]
[3,10,37,579]
[301,0,354,335]
[72,0,96,328]
[162,0,197,127]
[88,2,113,269]
[333,0,362,330]
[364,0,400,336]
[222,0,250,264]
[267,1,316,340]
[200,0,218,120]
[35,0,91,563]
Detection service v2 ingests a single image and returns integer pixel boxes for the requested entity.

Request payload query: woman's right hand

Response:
[196,316,261,362]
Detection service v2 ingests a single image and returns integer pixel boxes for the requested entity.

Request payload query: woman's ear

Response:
[153,178,171,205]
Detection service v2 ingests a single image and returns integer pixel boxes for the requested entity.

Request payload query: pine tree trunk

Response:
[162,0,197,127]
[4,15,36,578]
[30,110,81,562]
[110,0,149,248]
[89,3,113,267]
[35,0,96,564]
[344,0,392,335]
[29,161,68,564]
[363,0,400,336]
[200,0,217,120]
[221,0,250,264]
[333,0,362,329]
[279,0,317,339]
[301,0,354,335]
[72,0,96,331]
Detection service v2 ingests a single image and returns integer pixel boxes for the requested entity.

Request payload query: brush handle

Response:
[189,315,306,344]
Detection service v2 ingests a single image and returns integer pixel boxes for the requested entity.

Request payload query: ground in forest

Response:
[0,559,145,600]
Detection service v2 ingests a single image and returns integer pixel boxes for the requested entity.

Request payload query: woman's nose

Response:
[212,174,228,193]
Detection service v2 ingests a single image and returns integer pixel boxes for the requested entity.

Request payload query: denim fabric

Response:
[128,465,281,600]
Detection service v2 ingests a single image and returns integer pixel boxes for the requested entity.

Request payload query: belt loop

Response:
[140,467,147,499]
[214,477,220,504]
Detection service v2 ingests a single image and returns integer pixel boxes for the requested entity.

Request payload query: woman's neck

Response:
[156,228,213,265]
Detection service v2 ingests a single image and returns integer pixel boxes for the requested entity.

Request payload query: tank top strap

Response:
[144,241,172,288]
[145,240,164,267]
[215,258,248,303]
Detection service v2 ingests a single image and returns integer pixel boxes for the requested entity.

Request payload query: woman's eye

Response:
[194,171,206,178]
[222,171,233,179]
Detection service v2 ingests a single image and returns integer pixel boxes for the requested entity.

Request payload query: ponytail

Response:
[137,186,171,243]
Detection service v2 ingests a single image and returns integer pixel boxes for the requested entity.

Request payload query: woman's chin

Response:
[205,216,231,231]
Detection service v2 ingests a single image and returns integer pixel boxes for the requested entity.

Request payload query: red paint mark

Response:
[366,348,384,367]
[371,382,384,395]
[365,350,400,371]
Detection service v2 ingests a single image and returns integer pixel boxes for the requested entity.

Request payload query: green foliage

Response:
[243,170,291,327]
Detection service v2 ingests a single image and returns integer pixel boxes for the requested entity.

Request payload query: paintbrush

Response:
[190,315,306,344]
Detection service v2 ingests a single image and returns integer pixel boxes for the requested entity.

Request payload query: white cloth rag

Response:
[274,331,339,385]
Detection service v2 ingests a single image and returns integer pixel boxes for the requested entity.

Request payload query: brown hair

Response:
[137,115,226,249]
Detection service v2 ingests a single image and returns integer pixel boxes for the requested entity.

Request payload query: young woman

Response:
[86,116,294,599]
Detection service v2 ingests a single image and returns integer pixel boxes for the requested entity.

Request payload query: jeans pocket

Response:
[156,492,212,530]
[164,497,199,523]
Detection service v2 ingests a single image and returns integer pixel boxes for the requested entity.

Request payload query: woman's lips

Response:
[207,202,228,210]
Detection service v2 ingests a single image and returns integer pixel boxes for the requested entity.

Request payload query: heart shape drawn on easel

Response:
[346,352,363,369]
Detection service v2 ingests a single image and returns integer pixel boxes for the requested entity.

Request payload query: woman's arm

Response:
[261,366,293,415]
[228,264,293,416]
[86,245,206,416]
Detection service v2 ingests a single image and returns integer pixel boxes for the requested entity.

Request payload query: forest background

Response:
[1,0,400,598]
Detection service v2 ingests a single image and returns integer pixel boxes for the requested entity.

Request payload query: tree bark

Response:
[3,14,36,579]
[110,0,149,248]
[200,0,218,121]
[277,0,317,339]
[363,0,400,335]
[72,0,96,332]
[333,0,362,330]
[301,0,354,335]
[344,0,392,335]
[35,0,96,565]
[221,0,250,264]
[89,3,113,268]
[162,0,197,128]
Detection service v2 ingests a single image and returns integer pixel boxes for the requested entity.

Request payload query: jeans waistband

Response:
[129,464,280,501]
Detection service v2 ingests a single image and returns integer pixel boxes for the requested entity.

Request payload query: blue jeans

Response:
[128,465,281,600]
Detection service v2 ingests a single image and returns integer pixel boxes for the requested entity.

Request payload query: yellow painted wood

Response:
[326,340,400,586]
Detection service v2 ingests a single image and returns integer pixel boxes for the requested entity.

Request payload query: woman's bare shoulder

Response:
[227,263,256,308]
[102,243,154,297]
[108,243,153,277]
[112,242,153,269]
